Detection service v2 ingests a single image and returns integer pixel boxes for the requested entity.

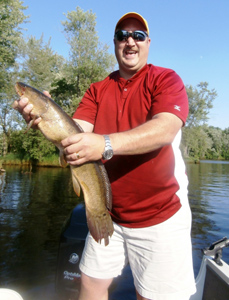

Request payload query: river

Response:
[0,161,229,299]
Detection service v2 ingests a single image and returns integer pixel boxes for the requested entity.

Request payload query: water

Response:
[187,161,229,276]
[0,161,229,299]
[0,166,79,298]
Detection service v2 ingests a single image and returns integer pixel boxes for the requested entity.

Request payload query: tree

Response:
[0,0,28,91]
[6,35,65,159]
[185,82,217,128]
[19,35,64,91]
[182,125,213,160]
[0,0,28,156]
[205,126,223,159]
[10,129,56,162]
[221,128,229,160]
[51,7,116,116]
[1,34,64,157]
[181,82,218,160]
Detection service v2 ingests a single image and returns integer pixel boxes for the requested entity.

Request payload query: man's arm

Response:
[74,119,94,133]
[62,112,182,165]
[110,112,183,155]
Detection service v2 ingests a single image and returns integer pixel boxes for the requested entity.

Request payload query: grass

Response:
[0,153,60,167]
[0,153,29,165]
[38,154,60,167]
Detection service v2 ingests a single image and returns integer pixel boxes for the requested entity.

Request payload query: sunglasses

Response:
[114,30,148,42]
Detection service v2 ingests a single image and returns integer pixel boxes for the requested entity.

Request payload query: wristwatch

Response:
[102,135,114,160]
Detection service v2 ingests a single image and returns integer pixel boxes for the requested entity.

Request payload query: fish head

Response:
[15,82,27,97]
[15,82,49,113]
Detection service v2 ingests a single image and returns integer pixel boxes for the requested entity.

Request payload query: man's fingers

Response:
[43,90,51,97]
[61,134,81,148]
[13,97,29,112]
[13,97,42,128]
[12,100,19,109]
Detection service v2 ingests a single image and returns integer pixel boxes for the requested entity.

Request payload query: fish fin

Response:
[70,166,81,197]
[59,150,68,168]
[24,116,36,134]
[97,161,112,211]
[85,208,114,246]
[74,120,84,132]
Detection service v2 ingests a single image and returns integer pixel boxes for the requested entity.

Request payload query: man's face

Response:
[114,18,151,79]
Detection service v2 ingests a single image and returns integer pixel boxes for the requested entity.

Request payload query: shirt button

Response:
[124,88,127,92]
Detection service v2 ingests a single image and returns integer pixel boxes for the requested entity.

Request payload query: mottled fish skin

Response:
[15,82,114,245]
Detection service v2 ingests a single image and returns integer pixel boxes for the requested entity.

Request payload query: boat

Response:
[56,204,229,300]
[190,237,229,300]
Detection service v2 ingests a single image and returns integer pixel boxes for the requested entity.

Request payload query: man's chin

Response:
[122,61,139,70]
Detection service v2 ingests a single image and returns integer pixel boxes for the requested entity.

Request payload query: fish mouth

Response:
[15,83,23,96]
[15,82,26,96]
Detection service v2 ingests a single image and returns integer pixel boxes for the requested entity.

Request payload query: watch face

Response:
[104,149,113,160]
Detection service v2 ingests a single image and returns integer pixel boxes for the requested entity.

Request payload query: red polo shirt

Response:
[73,64,189,228]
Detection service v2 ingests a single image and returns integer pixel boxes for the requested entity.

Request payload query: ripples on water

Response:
[0,161,229,298]
[187,160,229,275]
[0,166,79,298]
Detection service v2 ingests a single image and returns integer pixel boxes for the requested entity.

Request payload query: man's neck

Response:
[118,69,136,80]
[118,64,147,80]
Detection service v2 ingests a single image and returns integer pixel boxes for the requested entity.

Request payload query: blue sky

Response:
[22,0,228,129]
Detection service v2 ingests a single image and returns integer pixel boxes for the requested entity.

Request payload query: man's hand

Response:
[61,133,105,165]
[13,91,51,129]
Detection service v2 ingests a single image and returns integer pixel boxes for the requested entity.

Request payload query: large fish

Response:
[14,82,113,246]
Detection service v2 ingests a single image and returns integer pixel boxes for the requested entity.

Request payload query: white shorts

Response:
[80,202,196,300]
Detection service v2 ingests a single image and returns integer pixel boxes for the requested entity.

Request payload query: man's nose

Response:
[126,36,135,46]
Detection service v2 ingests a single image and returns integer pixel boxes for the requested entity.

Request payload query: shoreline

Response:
[1,157,228,169]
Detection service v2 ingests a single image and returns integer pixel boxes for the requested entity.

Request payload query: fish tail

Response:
[86,209,114,246]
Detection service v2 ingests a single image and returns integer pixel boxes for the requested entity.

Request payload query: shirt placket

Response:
[118,80,132,121]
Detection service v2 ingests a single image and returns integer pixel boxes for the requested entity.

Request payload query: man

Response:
[15,12,196,300]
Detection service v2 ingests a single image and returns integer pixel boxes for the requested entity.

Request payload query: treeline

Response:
[182,83,229,161]
[0,1,228,164]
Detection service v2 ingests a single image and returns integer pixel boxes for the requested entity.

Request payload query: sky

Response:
[21,0,229,129]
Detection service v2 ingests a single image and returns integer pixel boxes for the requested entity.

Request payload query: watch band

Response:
[102,135,114,160]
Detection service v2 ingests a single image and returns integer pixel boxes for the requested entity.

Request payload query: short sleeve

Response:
[149,67,189,124]
[72,84,98,124]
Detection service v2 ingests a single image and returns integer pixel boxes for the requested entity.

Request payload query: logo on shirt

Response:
[174,105,181,111]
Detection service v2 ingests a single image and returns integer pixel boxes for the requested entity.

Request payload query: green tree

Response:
[181,82,218,160]
[10,129,56,161]
[19,34,64,91]
[0,0,28,156]
[182,125,213,160]
[7,35,65,159]
[205,126,223,159]
[2,34,64,157]
[186,82,217,127]
[221,128,229,160]
[0,0,28,91]
[51,7,116,116]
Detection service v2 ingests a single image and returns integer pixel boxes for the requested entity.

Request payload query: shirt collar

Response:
[115,64,149,83]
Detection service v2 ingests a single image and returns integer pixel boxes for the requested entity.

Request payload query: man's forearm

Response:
[109,113,183,155]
